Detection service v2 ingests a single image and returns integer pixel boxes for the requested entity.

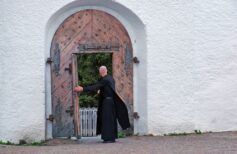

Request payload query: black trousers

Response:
[101,98,118,141]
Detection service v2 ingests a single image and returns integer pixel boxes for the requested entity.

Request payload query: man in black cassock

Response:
[74,66,130,143]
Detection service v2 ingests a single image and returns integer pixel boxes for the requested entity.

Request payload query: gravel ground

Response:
[1,131,237,154]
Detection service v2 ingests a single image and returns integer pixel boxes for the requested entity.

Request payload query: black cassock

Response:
[83,75,130,141]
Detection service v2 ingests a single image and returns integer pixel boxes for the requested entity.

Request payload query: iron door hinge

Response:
[133,57,140,64]
[133,112,140,119]
[46,57,53,64]
[46,114,54,122]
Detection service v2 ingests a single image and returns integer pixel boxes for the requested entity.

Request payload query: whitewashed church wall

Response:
[0,0,71,143]
[0,0,237,143]
[142,1,237,135]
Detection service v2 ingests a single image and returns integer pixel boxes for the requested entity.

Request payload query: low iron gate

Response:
[80,108,97,137]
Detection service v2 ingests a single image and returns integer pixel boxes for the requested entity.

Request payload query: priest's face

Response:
[99,66,107,77]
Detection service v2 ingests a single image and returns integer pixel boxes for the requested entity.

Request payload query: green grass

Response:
[164,130,203,136]
[0,140,45,146]
[118,132,126,138]
[164,132,188,136]
[194,130,202,134]
[24,142,45,146]
[0,140,13,145]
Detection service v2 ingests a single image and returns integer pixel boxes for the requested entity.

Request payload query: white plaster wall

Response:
[1,0,237,143]
[0,0,53,143]
[139,0,237,135]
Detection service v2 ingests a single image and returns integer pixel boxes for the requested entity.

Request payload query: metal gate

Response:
[80,108,97,137]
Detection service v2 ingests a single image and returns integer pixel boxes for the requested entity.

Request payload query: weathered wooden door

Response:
[50,9,133,138]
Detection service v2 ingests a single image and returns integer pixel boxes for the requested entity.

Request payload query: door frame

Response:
[72,51,113,138]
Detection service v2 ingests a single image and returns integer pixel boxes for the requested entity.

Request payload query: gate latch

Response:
[66,105,74,116]
[65,63,72,74]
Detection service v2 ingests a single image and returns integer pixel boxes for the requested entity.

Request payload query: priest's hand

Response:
[74,86,83,92]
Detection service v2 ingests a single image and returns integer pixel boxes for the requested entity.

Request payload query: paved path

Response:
[1,132,237,154]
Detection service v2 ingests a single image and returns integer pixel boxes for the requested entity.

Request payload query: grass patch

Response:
[164,132,188,136]
[24,142,45,146]
[164,130,203,136]
[194,130,202,134]
[0,140,45,146]
[118,132,126,138]
[0,140,14,145]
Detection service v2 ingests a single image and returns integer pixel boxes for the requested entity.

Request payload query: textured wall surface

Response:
[0,0,237,143]
[137,0,237,135]
[0,0,71,143]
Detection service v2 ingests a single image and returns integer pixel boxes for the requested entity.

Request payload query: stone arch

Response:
[45,0,147,139]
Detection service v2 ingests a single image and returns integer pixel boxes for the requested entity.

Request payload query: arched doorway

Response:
[50,9,133,138]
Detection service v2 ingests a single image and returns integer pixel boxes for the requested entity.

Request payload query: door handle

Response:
[65,105,74,116]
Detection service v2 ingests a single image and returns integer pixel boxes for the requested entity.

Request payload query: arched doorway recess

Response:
[45,0,147,139]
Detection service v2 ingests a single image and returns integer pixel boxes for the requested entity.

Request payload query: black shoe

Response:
[103,140,115,143]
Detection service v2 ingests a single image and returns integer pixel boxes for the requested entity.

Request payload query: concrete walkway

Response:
[1,131,237,154]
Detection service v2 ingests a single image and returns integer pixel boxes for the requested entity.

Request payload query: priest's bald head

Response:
[99,66,108,77]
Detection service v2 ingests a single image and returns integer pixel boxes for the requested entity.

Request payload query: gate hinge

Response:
[46,114,54,122]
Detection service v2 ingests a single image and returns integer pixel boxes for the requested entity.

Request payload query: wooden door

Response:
[50,9,133,138]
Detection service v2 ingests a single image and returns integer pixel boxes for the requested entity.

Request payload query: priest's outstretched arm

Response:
[74,79,107,93]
